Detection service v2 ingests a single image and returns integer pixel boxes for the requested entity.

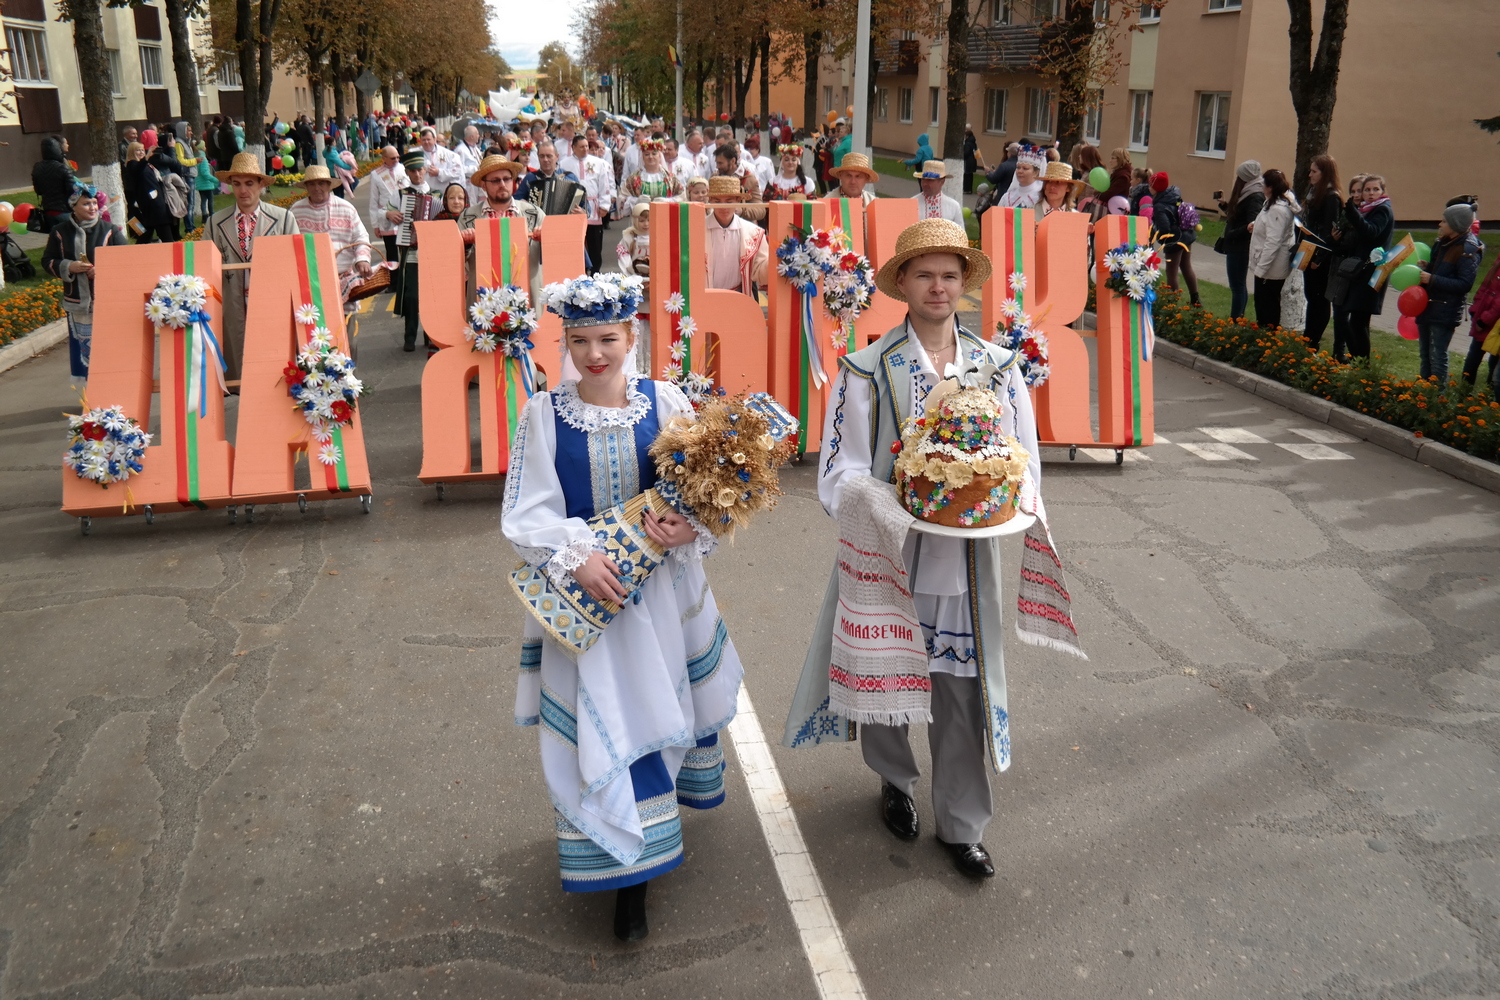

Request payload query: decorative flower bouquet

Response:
[1101,242,1163,361]
[992,273,1051,388]
[64,404,149,487]
[661,292,717,405]
[509,393,797,656]
[285,304,364,466]
[775,226,875,353]
[147,273,226,416]
[468,284,537,355]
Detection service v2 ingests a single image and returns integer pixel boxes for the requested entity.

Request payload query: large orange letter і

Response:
[230,233,373,503]
[63,240,234,517]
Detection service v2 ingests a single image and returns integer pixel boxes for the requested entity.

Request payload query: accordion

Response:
[531,176,586,217]
[396,191,435,247]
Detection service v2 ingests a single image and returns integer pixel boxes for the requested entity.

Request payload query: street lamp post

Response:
[852,0,871,160]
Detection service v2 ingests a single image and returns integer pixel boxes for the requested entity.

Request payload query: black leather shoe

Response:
[880,782,919,841]
[614,880,649,942]
[938,838,995,879]
[402,342,416,352]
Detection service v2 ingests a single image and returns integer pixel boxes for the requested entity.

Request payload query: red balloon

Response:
[270,155,283,170]
[12,202,32,222]
[1397,285,1428,317]
[1397,315,1420,340]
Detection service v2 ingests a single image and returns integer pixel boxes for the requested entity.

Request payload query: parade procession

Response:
[3,0,1500,997]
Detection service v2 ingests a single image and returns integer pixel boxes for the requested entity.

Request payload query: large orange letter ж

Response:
[62,240,234,517]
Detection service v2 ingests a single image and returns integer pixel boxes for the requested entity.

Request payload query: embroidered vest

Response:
[552,381,661,520]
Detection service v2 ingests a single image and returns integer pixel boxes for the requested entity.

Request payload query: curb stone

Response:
[1151,337,1500,496]
[0,317,67,376]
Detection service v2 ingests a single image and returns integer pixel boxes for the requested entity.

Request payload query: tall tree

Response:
[162,0,203,136]
[56,0,123,222]
[1286,0,1349,194]
[940,0,971,160]
[1030,0,1152,154]
[236,0,283,165]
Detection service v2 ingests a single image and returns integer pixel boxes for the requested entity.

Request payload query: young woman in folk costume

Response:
[619,137,684,217]
[501,273,744,942]
[765,142,817,200]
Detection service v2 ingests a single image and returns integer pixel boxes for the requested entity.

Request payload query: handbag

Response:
[1483,320,1500,357]
[1325,254,1369,305]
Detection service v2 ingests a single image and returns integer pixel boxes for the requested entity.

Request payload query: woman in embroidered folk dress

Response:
[501,273,743,942]
[765,143,817,200]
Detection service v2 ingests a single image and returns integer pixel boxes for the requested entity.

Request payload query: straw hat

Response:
[707,176,746,201]
[873,218,991,302]
[1039,161,1086,190]
[830,152,879,184]
[296,165,334,186]
[912,159,952,181]
[470,153,523,186]
[216,151,272,185]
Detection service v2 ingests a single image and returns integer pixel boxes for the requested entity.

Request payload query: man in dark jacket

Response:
[1415,202,1484,384]
[31,136,76,233]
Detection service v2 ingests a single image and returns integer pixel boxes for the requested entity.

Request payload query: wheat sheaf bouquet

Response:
[510,392,797,657]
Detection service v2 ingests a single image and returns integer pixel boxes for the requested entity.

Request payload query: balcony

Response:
[967,24,1046,72]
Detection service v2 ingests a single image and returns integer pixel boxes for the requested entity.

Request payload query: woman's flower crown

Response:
[542,273,646,327]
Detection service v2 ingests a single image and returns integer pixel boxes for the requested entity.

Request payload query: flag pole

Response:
[852,0,872,159]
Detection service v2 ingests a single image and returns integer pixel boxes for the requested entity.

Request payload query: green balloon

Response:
[1389,264,1422,291]
[962,206,973,218]
[1088,166,1109,193]
[1412,241,1432,263]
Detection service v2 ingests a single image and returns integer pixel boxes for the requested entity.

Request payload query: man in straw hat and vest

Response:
[829,152,879,207]
[912,160,965,227]
[289,164,374,308]
[458,153,544,304]
[704,176,768,294]
[782,217,1084,879]
[209,151,300,380]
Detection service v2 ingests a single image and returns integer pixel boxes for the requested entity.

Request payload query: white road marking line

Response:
[1199,426,1269,444]
[1079,448,1118,462]
[727,687,866,1000]
[1288,426,1358,445]
[1177,441,1259,462]
[1277,442,1354,461]
[1154,433,1172,444]
[1126,449,1152,462]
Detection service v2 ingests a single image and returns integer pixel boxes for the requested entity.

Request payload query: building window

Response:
[1195,91,1230,156]
[139,44,164,87]
[991,0,1011,24]
[1139,1,1161,22]
[1026,87,1055,137]
[1129,90,1152,149]
[1207,0,1240,8]
[106,48,123,96]
[898,86,913,123]
[900,30,916,41]
[1093,0,1109,23]
[1084,91,1102,143]
[823,85,834,114]
[214,53,242,88]
[929,86,940,126]
[5,25,50,83]
[984,88,1007,134]
[876,88,889,121]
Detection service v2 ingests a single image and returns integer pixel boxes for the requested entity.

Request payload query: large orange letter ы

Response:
[63,240,234,517]
[1092,214,1155,448]
[766,199,834,455]
[230,233,373,503]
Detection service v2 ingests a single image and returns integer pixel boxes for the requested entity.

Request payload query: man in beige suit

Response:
[209,152,300,380]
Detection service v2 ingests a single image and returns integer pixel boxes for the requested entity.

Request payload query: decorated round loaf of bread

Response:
[893,384,1029,528]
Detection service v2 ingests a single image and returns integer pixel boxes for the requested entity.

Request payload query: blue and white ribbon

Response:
[186,309,227,419]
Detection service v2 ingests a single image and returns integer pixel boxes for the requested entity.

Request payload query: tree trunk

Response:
[1052,0,1094,155]
[161,0,201,134]
[733,42,758,128]
[1287,0,1349,195]
[330,48,346,126]
[307,50,326,157]
[802,29,822,134]
[380,83,392,115]
[67,0,124,224]
[941,0,970,159]
[237,0,281,165]
[758,33,770,125]
[693,56,706,120]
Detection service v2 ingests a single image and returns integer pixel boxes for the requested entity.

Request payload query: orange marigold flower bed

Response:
[0,282,64,348]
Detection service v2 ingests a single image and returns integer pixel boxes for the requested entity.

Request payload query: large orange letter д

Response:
[62,239,234,518]
[230,233,373,506]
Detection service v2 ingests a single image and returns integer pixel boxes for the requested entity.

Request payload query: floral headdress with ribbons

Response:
[777,143,804,157]
[542,273,646,329]
[639,137,666,152]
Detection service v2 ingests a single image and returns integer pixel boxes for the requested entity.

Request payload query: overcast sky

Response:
[495,0,584,72]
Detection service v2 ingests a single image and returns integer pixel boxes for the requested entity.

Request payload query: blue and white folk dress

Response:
[501,377,743,892]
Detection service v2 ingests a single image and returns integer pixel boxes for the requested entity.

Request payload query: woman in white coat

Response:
[1248,168,1300,329]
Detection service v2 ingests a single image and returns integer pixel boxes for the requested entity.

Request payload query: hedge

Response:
[1152,289,1500,464]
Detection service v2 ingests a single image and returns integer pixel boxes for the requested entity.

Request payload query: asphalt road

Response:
[2,252,1500,999]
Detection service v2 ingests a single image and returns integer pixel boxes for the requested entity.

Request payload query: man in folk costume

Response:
[392,149,435,353]
[704,176,769,294]
[289,164,373,316]
[417,126,465,192]
[453,125,485,204]
[912,160,966,227]
[209,152,300,380]
[619,136,683,216]
[781,218,1084,879]
[458,154,544,304]
[571,134,614,275]
[712,141,767,223]
[516,140,584,216]
[367,146,408,264]
[829,152,880,208]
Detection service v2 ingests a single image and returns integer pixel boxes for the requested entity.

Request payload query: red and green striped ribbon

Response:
[1121,217,1143,446]
[792,201,811,453]
[294,234,351,492]
[1012,209,1026,312]
[677,203,692,375]
[492,218,527,454]
[171,241,207,508]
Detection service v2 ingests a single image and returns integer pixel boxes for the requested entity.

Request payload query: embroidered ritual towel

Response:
[1015,480,1087,659]
[829,475,931,726]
